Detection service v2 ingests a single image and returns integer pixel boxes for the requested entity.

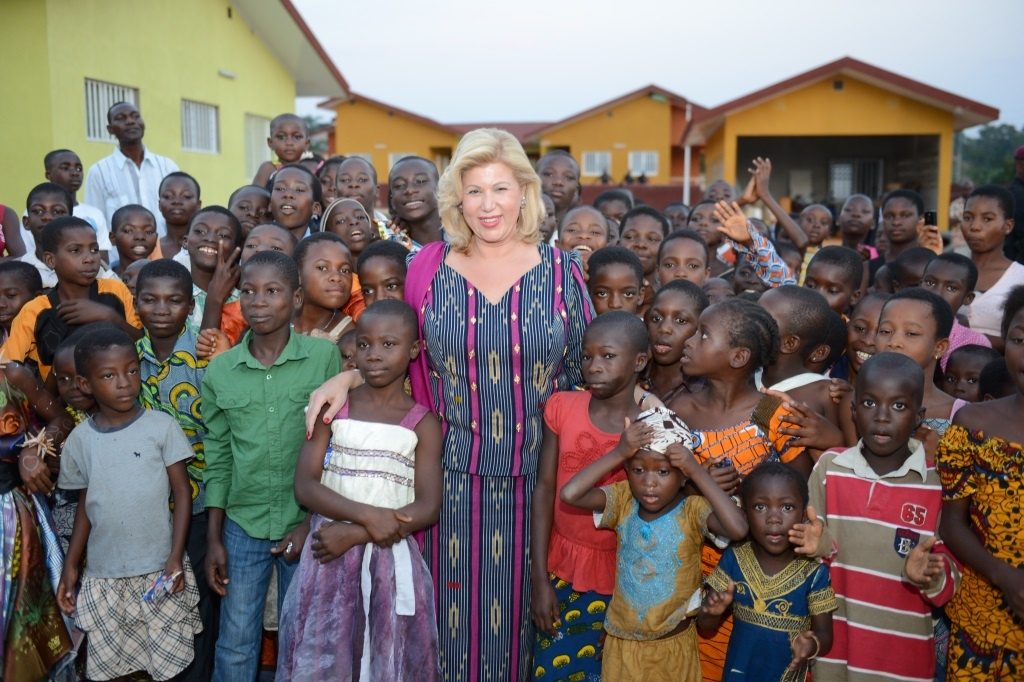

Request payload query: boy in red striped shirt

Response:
[790,352,960,681]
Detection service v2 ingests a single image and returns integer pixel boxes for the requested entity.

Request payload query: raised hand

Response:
[789,505,824,556]
[618,418,654,458]
[750,157,772,199]
[738,174,758,206]
[713,201,752,245]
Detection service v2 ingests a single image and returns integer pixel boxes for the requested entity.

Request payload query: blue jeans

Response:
[212,517,299,682]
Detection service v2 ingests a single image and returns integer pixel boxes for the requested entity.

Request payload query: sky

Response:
[292,0,1024,131]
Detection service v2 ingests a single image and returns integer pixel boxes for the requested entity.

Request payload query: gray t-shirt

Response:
[58,409,193,578]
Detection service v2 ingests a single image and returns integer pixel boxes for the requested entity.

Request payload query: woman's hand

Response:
[993,564,1024,620]
[531,576,561,636]
[305,370,363,436]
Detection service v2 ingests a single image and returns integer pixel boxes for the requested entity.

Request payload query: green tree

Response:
[958,123,1024,185]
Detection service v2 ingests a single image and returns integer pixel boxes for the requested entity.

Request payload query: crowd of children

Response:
[0,105,1021,682]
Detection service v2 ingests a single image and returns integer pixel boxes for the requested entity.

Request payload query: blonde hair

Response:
[437,128,543,253]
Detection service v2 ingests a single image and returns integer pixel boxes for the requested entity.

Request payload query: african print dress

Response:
[936,425,1024,679]
[416,244,591,682]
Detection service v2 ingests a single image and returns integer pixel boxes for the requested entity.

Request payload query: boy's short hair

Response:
[621,206,670,237]
[43,148,75,170]
[73,324,136,376]
[968,184,1016,220]
[189,206,245,249]
[886,287,954,339]
[111,204,155,231]
[593,189,634,211]
[927,252,978,292]
[135,258,193,299]
[587,246,643,285]
[242,250,300,292]
[979,358,1013,400]
[357,239,410,275]
[653,279,710,312]
[26,182,73,213]
[40,216,93,254]
[1000,284,1024,339]
[658,229,708,262]
[742,461,809,507]
[228,184,271,206]
[807,246,864,290]
[768,285,833,355]
[882,189,924,216]
[585,310,649,355]
[857,351,924,403]
[270,113,308,134]
[293,232,349,270]
[275,163,324,206]
[359,299,418,338]
[0,260,44,295]
[159,171,201,200]
[889,247,936,285]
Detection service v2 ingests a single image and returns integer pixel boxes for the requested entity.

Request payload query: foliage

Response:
[958,124,1024,185]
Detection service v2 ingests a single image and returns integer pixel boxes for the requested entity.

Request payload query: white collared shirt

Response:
[85,145,179,236]
[832,438,928,481]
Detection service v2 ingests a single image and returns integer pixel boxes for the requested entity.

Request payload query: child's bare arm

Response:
[57,299,143,340]
[57,488,90,614]
[560,419,652,511]
[750,158,809,249]
[668,444,747,540]
[165,461,191,592]
[253,162,274,188]
[3,207,27,258]
[531,425,561,634]
[395,412,443,535]
[789,612,833,671]
[697,580,734,636]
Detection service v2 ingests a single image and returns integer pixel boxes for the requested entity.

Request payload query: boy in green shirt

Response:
[201,251,340,682]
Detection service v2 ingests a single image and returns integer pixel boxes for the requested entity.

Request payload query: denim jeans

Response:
[211,517,299,682]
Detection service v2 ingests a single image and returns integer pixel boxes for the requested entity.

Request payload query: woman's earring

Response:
[521,198,527,208]
[457,203,463,213]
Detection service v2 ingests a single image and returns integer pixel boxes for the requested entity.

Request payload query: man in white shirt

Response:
[85,102,179,237]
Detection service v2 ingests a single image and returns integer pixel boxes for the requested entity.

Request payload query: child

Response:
[792,352,959,681]
[799,203,833,252]
[16,182,71,281]
[531,312,650,679]
[134,259,215,678]
[387,155,442,249]
[737,157,810,253]
[241,222,297,263]
[0,260,43,343]
[961,185,1023,343]
[699,463,836,680]
[322,197,377,259]
[875,288,956,440]
[338,328,357,371]
[657,229,710,286]
[714,201,797,291]
[803,245,865,316]
[557,205,609,267]
[586,246,644,315]
[357,239,408,307]
[594,189,633,225]
[620,206,669,310]
[109,204,158,277]
[158,171,202,261]
[56,326,201,680]
[228,185,271,238]
[942,344,1001,403]
[759,285,856,447]
[122,258,148,297]
[921,252,992,369]
[869,189,926,283]
[831,291,890,383]
[270,164,323,242]
[889,246,936,291]
[182,207,246,344]
[336,157,385,236]
[292,233,355,344]
[703,277,733,304]
[688,200,729,276]
[559,403,748,680]
[317,156,345,206]
[43,148,112,258]
[837,194,877,259]
[202,251,341,681]
[663,202,689,231]
[643,279,707,403]
[937,286,1024,677]
[539,194,557,243]
[668,298,812,680]
[537,151,580,224]
[4,217,141,381]
[705,180,735,203]
[254,114,310,187]
[278,300,441,679]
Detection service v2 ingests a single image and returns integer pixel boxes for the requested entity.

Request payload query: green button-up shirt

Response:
[201,330,340,539]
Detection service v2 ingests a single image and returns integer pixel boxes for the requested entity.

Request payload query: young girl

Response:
[559,404,748,680]
[317,156,346,206]
[277,300,442,679]
[657,229,711,287]
[56,327,200,681]
[643,280,708,403]
[322,197,378,260]
[829,291,890,383]
[157,172,201,261]
[937,284,1024,678]
[292,233,355,345]
[530,312,649,679]
[269,164,322,242]
[0,261,43,345]
[668,298,812,681]
[698,463,836,681]
[357,239,408,307]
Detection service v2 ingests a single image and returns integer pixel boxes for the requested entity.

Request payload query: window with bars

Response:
[628,151,659,176]
[581,151,612,178]
[84,78,139,142]
[245,114,271,178]
[181,100,219,153]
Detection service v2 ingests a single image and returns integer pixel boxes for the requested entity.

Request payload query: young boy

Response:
[921,253,992,369]
[43,149,113,258]
[791,352,959,681]
[942,344,1001,402]
[202,251,340,681]
[0,260,43,343]
[536,150,580,224]
[183,207,246,344]
[158,171,202,262]
[254,114,310,187]
[227,185,271,237]
[558,205,609,268]
[109,204,158,277]
[657,230,710,287]
[803,245,865,316]
[4,216,141,380]
[758,286,856,446]
[889,246,936,292]
[586,246,644,315]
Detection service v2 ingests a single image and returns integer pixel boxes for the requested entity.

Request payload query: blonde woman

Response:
[304,129,593,680]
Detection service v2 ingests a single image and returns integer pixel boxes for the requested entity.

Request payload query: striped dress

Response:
[417,244,592,681]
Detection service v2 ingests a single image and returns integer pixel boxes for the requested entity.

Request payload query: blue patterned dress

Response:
[417,244,591,682]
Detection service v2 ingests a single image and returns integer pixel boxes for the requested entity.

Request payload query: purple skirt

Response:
[276,516,440,681]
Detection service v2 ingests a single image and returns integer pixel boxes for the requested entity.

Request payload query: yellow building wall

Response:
[539,95,672,185]
[1,0,296,212]
[332,100,457,176]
